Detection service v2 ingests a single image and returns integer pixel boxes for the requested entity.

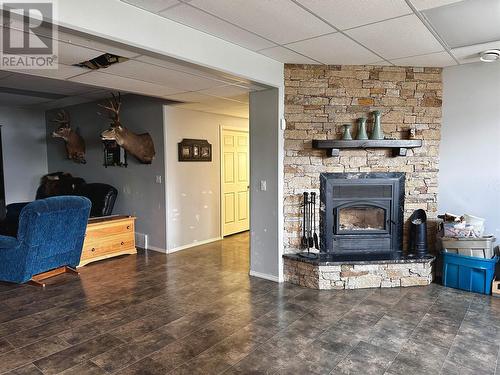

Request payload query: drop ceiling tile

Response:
[0,92,49,106]
[177,101,248,119]
[0,71,13,80]
[198,85,251,98]
[104,60,226,91]
[69,71,182,97]
[79,89,114,100]
[410,0,465,11]
[369,61,394,66]
[120,0,181,13]
[134,55,241,85]
[346,14,443,59]
[56,32,141,58]
[422,0,500,48]
[229,94,249,104]
[188,0,334,44]
[258,46,319,64]
[3,64,87,80]
[159,4,275,51]
[164,91,215,102]
[41,96,97,110]
[57,41,104,66]
[391,51,457,66]
[286,33,382,65]
[451,40,500,64]
[0,73,91,96]
[296,0,411,30]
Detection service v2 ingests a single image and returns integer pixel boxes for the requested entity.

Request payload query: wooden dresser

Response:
[78,215,137,267]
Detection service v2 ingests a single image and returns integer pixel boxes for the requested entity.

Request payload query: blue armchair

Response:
[0,196,91,284]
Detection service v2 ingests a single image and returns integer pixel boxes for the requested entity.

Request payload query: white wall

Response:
[0,107,48,204]
[164,106,248,251]
[440,62,500,241]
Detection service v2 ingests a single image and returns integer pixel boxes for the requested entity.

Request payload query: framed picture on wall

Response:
[178,139,212,162]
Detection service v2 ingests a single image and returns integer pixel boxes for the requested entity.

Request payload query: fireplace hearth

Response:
[320,172,405,254]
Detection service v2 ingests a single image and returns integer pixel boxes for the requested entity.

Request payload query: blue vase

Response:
[356,118,368,140]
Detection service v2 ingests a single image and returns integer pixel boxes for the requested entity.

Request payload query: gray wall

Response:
[46,95,167,250]
[0,106,47,204]
[250,88,281,280]
[163,106,248,251]
[440,62,500,241]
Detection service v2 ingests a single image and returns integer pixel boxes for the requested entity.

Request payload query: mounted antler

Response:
[51,109,86,164]
[52,109,70,127]
[98,92,121,126]
[99,92,156,164]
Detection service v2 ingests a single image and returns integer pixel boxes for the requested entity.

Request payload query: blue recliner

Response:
[0,196,91,284]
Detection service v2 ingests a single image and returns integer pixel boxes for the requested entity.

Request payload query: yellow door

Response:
[222,129,249,236]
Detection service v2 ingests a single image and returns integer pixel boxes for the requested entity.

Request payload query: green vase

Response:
[342,124,352,140]
[370,111,384,140]
[356,117,368,140]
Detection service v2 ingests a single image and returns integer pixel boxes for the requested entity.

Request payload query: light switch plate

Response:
[260,180,267,191]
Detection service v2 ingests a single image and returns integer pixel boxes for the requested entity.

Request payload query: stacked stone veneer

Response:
[284,258,434,290]
[284,64,442,254]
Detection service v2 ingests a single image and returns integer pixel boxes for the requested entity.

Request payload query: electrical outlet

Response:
[260,180,267,191]
[155,175,162,184]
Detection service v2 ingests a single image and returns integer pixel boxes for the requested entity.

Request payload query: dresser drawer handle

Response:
[127,226,130,230]
[121,241,124,246]
[91,248,96,252]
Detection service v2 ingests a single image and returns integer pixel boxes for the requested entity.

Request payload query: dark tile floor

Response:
[0,232,499,374]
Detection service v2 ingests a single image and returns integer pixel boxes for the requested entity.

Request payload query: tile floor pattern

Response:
[0,232,499,374]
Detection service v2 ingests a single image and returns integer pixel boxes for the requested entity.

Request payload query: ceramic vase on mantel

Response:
[356,117,368,140]
[370,110,384,140]
[342,124,352,140]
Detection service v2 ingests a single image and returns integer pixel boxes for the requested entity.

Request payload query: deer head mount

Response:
[51,110,86,164]
[99,93,156,164]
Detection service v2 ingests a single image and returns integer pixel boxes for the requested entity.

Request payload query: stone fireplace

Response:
[282,64,441,289]
[283,64,442,256]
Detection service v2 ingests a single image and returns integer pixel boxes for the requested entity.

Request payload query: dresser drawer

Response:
[81,232,135,261]
[86,221,134,240]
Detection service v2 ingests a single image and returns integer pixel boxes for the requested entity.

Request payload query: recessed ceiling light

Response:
[480,49,500,62]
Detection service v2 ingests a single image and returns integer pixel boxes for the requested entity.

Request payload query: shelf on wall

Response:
[312,139,422,157]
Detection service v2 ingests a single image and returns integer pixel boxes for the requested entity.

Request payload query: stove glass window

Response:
[338,206,385,231]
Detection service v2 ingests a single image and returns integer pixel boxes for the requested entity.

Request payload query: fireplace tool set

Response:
[300,192,319,259]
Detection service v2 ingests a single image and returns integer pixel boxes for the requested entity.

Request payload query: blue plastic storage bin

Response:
[442,252,498,295]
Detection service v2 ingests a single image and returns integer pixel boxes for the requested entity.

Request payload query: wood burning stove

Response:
[320,172,405,254]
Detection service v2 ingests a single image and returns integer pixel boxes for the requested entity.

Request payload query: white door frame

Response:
[219,125,250,238]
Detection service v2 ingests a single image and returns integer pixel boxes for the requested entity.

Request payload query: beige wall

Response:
[283,64,442,254]
[164,106,248,252]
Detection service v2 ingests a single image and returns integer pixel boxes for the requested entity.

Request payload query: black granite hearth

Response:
[284,252,435,266]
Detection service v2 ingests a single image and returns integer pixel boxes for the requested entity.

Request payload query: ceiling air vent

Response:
[74,53,129,70]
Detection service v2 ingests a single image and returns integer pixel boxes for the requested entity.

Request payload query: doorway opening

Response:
[220,127,250,237]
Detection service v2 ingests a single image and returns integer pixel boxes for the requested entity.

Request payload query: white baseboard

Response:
[167,237,222,254]
[147,245,167,253]
[249,269,282,283]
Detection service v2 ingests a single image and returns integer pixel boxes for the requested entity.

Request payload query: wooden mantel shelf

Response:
[312,139,422,157]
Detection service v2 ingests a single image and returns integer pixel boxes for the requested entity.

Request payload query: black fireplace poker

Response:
[299,191,318,259]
